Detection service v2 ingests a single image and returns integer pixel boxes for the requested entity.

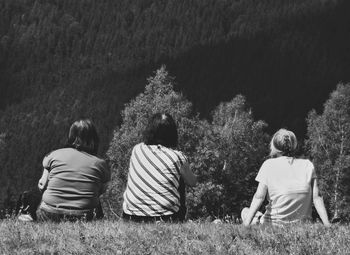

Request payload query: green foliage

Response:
[306,84,350,219]
[105,66,196,215]
[188,96,269,218]
[0,219,347,254]
[1,0,350,211]
[106,67,269,219]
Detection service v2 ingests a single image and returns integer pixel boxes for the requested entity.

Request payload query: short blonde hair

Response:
[270,129,297,157]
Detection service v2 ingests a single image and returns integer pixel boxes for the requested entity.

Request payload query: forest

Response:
[0,0,350,219]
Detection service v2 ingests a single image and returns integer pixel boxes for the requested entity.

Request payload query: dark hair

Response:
[67,119,99,155]
[143,113,178,148]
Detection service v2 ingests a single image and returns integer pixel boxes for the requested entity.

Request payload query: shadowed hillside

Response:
[0,0,350,210]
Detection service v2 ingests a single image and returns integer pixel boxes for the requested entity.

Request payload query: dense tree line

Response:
[307,84,350,220]
[0,0,350,213]
[106,66,350,220]
[106,66,269,218]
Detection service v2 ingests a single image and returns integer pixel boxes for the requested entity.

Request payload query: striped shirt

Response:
[123,143,187,217]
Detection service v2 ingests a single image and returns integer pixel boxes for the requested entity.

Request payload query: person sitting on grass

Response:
[122,113,197,223]
[241,128,331,227]
[36,119,110,222]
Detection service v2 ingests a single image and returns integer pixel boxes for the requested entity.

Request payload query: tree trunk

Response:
[333,166,340,219]
[333,129,344,219]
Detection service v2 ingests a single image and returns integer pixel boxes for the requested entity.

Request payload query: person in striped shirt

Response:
[122,113,197,222]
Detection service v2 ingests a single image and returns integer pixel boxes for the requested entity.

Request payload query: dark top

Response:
[42,148,110,209]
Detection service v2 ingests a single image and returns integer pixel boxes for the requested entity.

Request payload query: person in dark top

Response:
[36,119,110,222]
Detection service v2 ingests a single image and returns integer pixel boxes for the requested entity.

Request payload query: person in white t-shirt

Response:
[241,129,330,226]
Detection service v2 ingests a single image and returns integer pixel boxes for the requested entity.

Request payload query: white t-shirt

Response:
[256,156,316,225]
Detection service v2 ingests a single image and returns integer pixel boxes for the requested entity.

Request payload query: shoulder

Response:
[294,158,316,178]
[132,143,143,151]
[304,159,314,167]
[262,158,274,165]
[130,143,145,156]
[80,151,107,166]
[157,145,187,162]
[42,148,72,168]
[171,148,185,156]
[294,158,314,168]
[259,157,285,173]
[300,158,315,171]
[256,159,274,183]
[169,148,188,163]
[260,158,276,168]
[135,143,143,148]
[44,148,70,159]
[79,152,110,173]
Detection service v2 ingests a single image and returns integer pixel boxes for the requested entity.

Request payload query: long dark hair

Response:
[143,113,178,148]
[67,119,99,155]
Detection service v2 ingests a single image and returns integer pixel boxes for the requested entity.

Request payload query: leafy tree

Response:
[306,84,350,220]
[1,0,350,212]
[105,66,199,216]
[187,95,269,219]
[105,69,269,220]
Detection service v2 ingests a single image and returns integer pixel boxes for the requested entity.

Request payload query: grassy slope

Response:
[0,219,349,254]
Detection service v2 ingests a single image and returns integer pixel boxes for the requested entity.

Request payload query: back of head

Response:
[67,119,99,155]
[270,128,297,158]
[143,113,178,148]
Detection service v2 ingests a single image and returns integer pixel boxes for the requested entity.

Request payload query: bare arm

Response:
[312,178,331,227]
[179,162,197,187]
[243,182,267,226]
[38,168,49,191]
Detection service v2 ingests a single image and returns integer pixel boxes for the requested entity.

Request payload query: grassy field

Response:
[0,219,349,254]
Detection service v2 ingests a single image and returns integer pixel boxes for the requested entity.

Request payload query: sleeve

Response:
[42,152,54,171]
[309,160,317,179]
[175,150,188,169]
[255,160,269,186]
[99,159,111,183]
